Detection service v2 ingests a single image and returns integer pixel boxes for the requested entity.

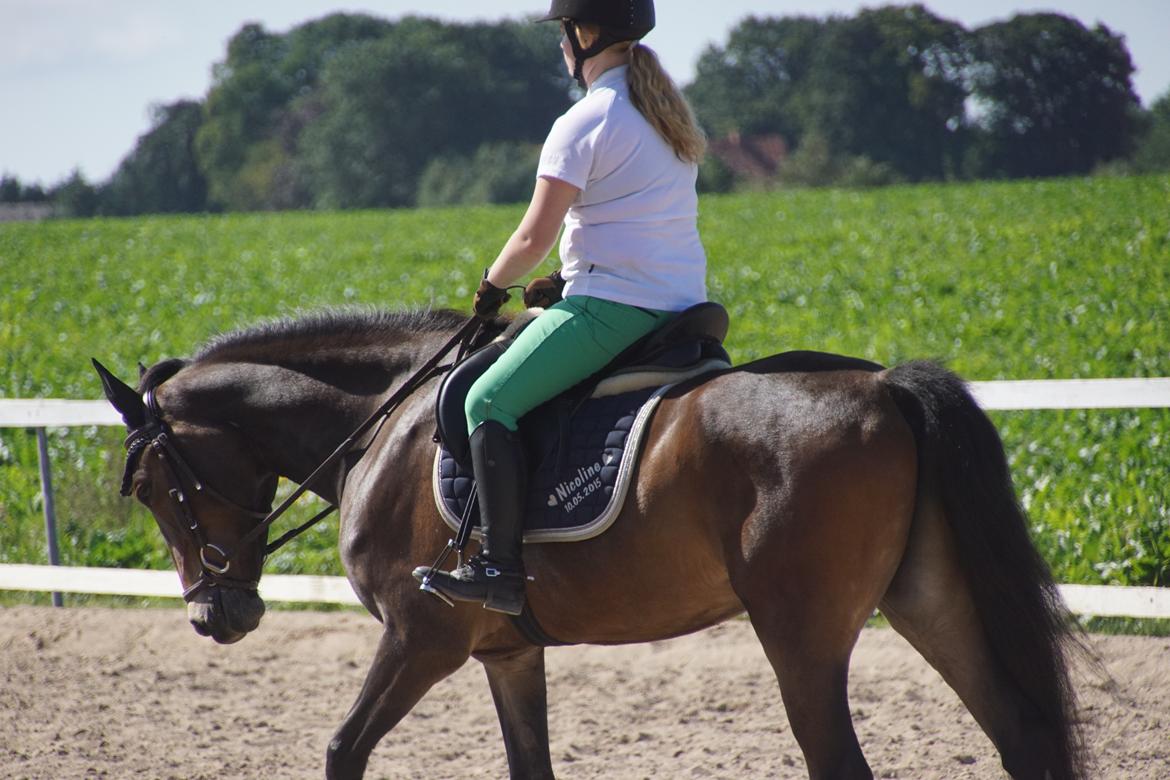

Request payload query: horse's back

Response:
[674,353,919,546]
[667,351,911,467]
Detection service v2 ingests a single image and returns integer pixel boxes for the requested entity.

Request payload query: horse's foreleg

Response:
[479,646,556,779]
[326,626,469,780]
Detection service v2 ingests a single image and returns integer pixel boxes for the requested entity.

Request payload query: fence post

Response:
[34,427,63,607]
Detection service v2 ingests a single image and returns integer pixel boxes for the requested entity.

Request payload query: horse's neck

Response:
[176,347,432,499]
[241,369,373,487]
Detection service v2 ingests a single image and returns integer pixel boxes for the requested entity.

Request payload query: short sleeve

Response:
[536,102,605,190]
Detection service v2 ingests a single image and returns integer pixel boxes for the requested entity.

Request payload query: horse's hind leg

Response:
[730,423,912,776]
[747,613,871,780]
[479,646,555,779]
[878,490,1061,778]
[730,502,903,776]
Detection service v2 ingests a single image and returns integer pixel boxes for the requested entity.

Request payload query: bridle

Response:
[122,389,278,601]
[120,316,484,603]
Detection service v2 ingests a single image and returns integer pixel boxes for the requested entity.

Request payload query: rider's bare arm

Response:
[485,175,579,288]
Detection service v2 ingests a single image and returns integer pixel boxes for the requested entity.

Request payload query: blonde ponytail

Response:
[626,43,706,164]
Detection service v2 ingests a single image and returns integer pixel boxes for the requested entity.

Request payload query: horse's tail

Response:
[881,360,1085,779]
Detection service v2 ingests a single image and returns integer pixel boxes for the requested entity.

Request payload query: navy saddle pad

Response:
[433,385,666,544]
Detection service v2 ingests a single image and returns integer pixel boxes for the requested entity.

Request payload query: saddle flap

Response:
[435,383,667,544]
[435,339,510,469]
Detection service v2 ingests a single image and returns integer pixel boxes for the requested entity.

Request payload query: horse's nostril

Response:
[190,619,211,636]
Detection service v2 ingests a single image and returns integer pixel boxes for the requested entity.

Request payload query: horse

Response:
[93,307,1085,779]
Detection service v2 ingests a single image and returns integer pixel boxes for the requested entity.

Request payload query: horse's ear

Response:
[138,361,148,380]
[92,358,147,429]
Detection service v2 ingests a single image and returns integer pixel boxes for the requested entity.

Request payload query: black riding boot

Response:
[413,421,527,615]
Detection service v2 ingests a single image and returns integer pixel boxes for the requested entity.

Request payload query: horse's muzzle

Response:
[187,587,266,644]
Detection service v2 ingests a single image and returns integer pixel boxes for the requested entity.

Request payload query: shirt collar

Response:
[588,64,628,94]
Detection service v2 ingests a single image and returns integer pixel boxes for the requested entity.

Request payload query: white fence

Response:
[2,376,1169,617]
[1,564,1166,619]
[4,378,1169,429]
[0,564,363,605]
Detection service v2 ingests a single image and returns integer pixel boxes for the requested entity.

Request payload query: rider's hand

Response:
[473,274,511,319]
[522,270,565,309]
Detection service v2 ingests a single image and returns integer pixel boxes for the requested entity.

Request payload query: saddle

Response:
[435,301,731,470]
[422,303,729,645]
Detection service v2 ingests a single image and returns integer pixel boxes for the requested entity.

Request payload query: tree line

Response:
[4,5,1169,218]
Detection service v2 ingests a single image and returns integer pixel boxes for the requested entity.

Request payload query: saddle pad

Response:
[432,384,668,543]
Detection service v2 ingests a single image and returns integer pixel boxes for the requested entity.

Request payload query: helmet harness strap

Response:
[563,20,627,90]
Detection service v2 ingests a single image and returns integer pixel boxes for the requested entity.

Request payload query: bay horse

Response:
[94,308,1084,779]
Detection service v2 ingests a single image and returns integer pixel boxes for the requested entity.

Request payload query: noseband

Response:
[123,388,274,602]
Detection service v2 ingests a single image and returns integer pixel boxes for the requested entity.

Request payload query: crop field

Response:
[1,174,1167,598]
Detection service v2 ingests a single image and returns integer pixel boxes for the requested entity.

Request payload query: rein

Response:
[126,316,484,601]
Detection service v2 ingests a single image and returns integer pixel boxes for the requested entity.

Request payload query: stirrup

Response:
[413,540,461,607]
[412,557,528,616]
[416,571,456,608]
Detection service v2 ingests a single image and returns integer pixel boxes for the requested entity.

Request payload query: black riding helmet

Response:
[537,0,655,88]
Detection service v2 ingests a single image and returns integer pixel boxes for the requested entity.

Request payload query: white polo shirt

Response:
[536,65,707,312]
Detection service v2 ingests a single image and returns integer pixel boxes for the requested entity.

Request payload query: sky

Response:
[2,0,1167,187]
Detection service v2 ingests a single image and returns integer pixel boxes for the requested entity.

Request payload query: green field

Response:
[1,175,1168,598]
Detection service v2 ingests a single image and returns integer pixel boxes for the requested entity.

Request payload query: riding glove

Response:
[522,270,565,309]
[473,273,511,319]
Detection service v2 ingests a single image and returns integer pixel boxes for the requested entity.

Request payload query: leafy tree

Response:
[776,134,901,188]
[1131,90,1170,173]
[101,100,208,215]
[195,23,288,209]
[280,13,397,93]
[417,142,540,206]
[195,14,394,210]
[0,175,48,203]
[300,19,568,209]
[696,154,735,194]
[802,5,971,180]
[687,15,829,143]
[969,13,1139,177]
[0,174,22,202]
[194,14,566,211]
[688,6,970,182]
[50,170,98,218]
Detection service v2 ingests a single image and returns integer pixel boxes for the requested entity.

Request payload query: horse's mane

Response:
[138,358,188,393]
[192,307,470,365]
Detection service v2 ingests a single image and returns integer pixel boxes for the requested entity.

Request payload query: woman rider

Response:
[418,0,709,615]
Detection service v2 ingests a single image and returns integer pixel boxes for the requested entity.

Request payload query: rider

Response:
[418,0,709,615]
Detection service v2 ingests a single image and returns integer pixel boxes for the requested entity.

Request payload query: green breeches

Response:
[465,295,673,433]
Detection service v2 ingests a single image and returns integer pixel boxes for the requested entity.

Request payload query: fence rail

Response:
[0,564,362,605]
[3,376,1168,617]
[0,563,1165,619]
[968,377,1170,410]
[2,378,1169,427]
